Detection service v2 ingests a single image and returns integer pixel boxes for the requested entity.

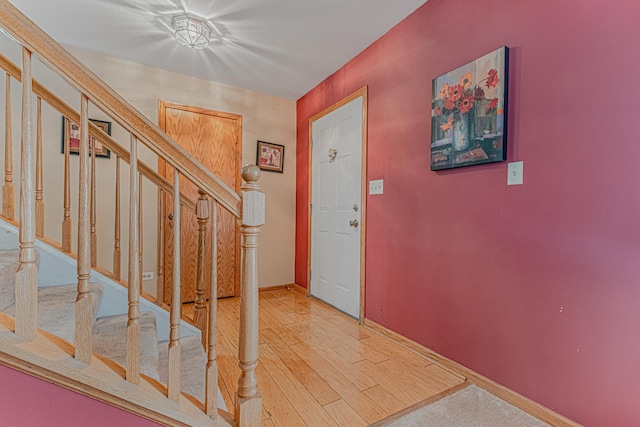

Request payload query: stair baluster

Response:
[205,200,218,417]
[156,189,165,305]
[126,134,141,384]
[235,164,264,426]
[138,173,143,290]
[167,167,181,401]
[194,190,208,336]
[35,96,44,238]
[75,94,93,362]
[113,157,121,281]
[15,46,38,340]
[2,73,13,220]
[90,136,97,267]
[62,117,72,253]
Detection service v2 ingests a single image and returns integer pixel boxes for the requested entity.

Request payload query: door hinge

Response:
[309,269,312,280]
[309,203,312,215]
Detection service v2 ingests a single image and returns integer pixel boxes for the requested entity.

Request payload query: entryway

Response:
[309,88,367,319]
[158,101,242,303]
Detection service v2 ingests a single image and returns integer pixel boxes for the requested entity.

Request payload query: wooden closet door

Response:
[159,101,241,303]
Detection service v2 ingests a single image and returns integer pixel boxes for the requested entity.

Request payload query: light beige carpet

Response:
[4,283,104,343]
[378,385,550,427]
[92,311,161,381]
[158,334,227,409]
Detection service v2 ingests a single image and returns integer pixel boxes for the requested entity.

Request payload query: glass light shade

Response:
[172,15,211,49]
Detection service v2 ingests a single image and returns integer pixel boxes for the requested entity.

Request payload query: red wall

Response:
[0,365,159,426]
[296,0,640,425]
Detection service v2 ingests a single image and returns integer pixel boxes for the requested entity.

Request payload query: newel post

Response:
[235,164,264,426]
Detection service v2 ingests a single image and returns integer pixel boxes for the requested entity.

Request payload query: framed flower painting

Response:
[430,46,509,170]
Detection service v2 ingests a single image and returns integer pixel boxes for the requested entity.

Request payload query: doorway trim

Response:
[308,86,368,321]
[158,100,243,301]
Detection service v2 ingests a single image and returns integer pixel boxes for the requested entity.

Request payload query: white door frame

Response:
[308,86,368,321]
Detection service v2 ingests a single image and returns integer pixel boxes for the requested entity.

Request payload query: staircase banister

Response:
[0,52,197,214]
[0,0,241,218]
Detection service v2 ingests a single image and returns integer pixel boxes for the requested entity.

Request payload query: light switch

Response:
[369,179,384,195]
[507,161,523,185]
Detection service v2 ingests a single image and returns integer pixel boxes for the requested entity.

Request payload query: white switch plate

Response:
[507,161,524,185]
[369,179,384,195]
[142,272,154,281]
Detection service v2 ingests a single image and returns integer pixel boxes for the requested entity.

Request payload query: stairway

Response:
[0,2,264,424]
[0,248,217,410]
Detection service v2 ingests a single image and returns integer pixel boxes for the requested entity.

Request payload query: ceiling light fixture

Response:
[172,14,211,49]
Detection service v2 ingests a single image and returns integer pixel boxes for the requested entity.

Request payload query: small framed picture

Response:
[256,140,284,173]
[61,117,111,158]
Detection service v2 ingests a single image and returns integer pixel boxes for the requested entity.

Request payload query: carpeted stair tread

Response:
[3,283,103,343]
[0,249,40,311]
[158,335,208,402]
[92,311,161,381]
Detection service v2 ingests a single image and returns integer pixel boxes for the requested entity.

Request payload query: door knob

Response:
[349,219,359,228]
[168,213,174,220]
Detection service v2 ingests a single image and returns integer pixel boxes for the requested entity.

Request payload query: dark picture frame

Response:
[61,117,112,158]
[430,46,509,170]
[256,140,284,173]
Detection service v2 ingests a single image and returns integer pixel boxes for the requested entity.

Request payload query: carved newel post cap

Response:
[242,164,261,186]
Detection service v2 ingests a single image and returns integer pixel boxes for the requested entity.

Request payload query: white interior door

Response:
[311,96,363,319]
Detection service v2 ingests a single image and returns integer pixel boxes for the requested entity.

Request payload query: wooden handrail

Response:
[0,53,198,214]
[0,1,241,218]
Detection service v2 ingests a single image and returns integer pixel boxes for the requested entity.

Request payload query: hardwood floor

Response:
[186,289,466,426]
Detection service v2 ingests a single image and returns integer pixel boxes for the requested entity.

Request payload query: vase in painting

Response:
[452,111,471,151]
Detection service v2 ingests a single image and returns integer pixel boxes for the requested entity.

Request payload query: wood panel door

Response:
[159,101,241,304]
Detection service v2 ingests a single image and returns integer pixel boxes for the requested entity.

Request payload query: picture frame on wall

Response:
[256,140,284,173]
[430,46,509,170]
[61,117,112,158]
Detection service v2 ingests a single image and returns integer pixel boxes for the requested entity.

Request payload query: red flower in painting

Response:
[433,106,441,116]
[459,96,474,113]
[487,98,499,111]
[486,69,499,88]
[443,99,455,110]
[449,84,464,102]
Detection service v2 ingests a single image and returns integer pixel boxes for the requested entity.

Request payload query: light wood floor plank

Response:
[208,289,466,427]
[259,343,339,426]
[261,328,341,406]
[361,332,433,368]
[354,359,427,405]
[362,384,408,415]
[294,325,380,391]
[257,360,307,427]
[290,342,390,424]
[323,399,368,427]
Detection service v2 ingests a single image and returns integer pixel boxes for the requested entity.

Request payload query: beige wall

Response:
[0,40,296,296]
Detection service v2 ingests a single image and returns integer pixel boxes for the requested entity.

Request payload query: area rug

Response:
[374,385,550,427]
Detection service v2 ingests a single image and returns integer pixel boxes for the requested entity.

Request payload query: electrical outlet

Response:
[369,179,384,195]
[142,271,154,281]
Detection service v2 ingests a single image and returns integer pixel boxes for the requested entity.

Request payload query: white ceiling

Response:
[8,0,427,100]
